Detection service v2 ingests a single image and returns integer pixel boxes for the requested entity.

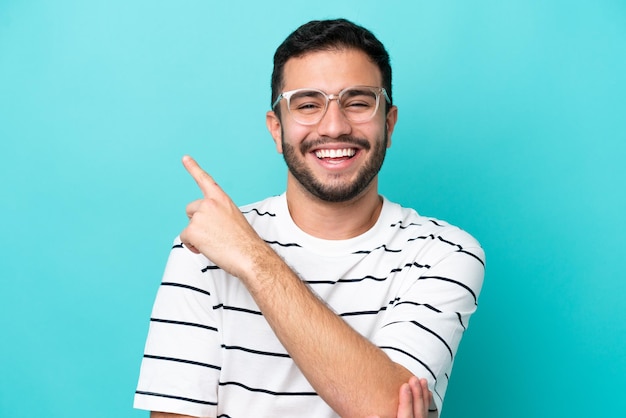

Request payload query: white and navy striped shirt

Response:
[134,194,485,417]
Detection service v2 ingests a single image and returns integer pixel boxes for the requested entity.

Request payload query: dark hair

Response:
[271,19,392,116]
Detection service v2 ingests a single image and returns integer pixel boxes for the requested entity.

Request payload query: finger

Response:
[185,242,200,254]
[179,228,200,254]
[186,199,202,219]
[407,377,427,418]
[417,378,432,416]
[396,383,413,418]
[420,378,433,410]
[182,155,218,197]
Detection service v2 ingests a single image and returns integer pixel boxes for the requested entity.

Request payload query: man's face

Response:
[267,49,398,203]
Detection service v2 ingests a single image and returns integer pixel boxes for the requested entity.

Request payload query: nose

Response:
[316,98,352,138]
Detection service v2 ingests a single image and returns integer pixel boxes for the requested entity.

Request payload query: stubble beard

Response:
[281,129,388,203]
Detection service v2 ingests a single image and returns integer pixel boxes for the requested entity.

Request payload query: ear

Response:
[266,110,283,154]
[385,105,398,148]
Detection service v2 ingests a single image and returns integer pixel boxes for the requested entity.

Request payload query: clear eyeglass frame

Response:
[271,85,391,125]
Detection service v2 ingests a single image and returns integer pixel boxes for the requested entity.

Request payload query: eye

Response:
[294,102,323,112]
[342,94,376,112]
[290,91,326,114]
[345,99,373,108]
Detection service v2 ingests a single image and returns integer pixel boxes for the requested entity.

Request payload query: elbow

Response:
[334,388,401,418]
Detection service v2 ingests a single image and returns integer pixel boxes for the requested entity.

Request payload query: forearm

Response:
[241,243,412,418]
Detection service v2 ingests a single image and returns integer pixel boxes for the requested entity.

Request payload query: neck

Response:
[285,178,383,240]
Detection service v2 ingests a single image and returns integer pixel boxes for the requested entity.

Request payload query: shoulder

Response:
[382,198,484,260]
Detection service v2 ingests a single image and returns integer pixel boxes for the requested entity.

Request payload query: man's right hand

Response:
[398,377,433,418]
[368,376,433,418]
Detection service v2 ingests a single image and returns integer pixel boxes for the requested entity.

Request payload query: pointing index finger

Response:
[182,155,217,197]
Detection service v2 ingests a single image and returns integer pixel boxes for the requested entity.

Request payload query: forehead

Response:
[282,48,382,92]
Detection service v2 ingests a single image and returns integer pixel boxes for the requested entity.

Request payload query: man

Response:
[134,18,484,418]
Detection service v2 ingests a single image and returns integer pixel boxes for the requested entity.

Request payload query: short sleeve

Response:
[134,238,222,417]
[373,235,485,414]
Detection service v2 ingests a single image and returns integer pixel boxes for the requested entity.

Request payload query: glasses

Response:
[272,85,391,125]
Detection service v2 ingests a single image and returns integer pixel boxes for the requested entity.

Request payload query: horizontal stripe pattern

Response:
[135,194,484,417]
[135,390,217,406]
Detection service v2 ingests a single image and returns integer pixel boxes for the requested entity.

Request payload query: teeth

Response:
[315,148,356,159]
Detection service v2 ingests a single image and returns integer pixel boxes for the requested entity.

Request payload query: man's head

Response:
[271,19,393,119]
[267,19,397,204]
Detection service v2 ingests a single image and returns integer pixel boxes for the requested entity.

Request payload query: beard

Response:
[281,130,388,203]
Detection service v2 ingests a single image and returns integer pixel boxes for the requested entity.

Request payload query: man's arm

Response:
[236,240,412,417]
[150,378,432,418]
[179,156,413,418]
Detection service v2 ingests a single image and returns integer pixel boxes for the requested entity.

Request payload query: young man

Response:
[134,19,484,418]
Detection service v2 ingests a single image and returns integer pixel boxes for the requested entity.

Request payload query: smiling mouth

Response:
[314,148,357,159]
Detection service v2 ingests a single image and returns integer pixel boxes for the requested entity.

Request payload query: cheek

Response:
[361,125,385,144]
[281,123,313,147]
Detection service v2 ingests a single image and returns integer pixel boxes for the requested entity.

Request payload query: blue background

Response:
[1,1,625,417]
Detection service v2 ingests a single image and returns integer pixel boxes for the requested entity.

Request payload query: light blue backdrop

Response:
[1,1,624,417]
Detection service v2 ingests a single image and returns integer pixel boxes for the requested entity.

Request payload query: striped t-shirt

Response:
[134,193,485,417]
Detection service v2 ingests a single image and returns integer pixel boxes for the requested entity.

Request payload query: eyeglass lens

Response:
[288,87,379,124]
